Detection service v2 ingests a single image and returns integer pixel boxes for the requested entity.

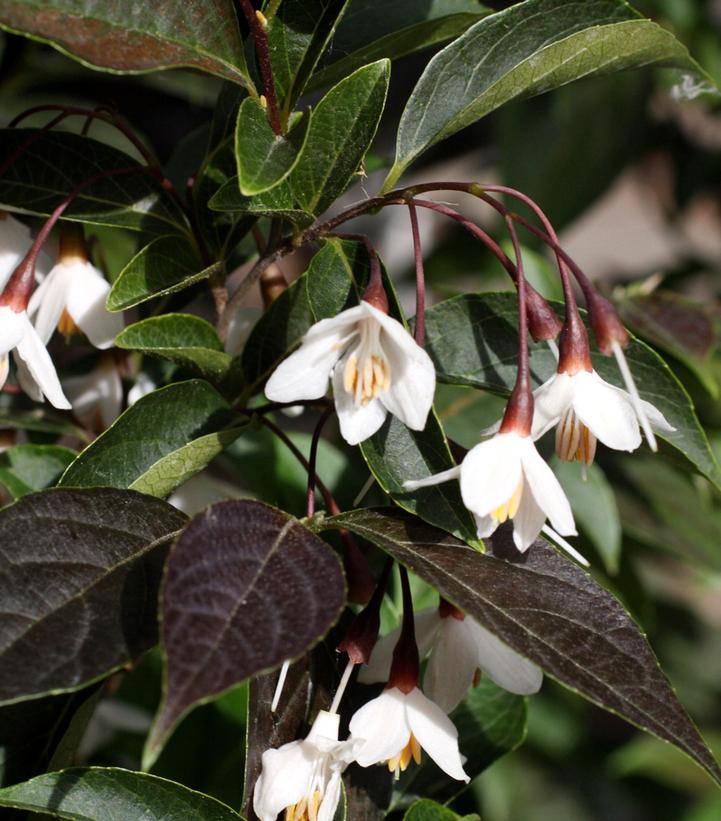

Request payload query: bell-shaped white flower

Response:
[348,686,469,782]
[405,431,575,551]
[253,709,353,821]
[28,256,123,350]
[0,305,70,409]
[531,369,675,464]
[63,354,123,432]
[359,606,542,714]
[265,300,435,445]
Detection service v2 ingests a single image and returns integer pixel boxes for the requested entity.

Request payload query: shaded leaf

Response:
[107,236,219,312]
[322,508,721,787]
[0,0,252,88]
[402,799,478,821]
[235,101,310,195]
[290,60,390,215]
[382,0,712,189]
[266,0,351,117]
[115,315,236,385]
[0,444,75,499]
[0,767,244,820]
[311,0,489,91]
[208,177,312,223]
[0,130,187,235]
[145,500,346,766]
[0,488,185,704]
[59,380,243,497]
[422,293,721,489]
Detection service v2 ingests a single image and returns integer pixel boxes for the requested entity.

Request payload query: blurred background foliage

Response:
[1,1,721,819]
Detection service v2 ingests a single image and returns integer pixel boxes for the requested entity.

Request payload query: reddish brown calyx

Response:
[0,253,35,312]
[337,558,392,663]
[557,311,593,376]
[387,567,420,694]
[526,286,563,342]
[499,379,533,438]
[362,277,389,314]
[586,290,629,356]
[438,599,465,621]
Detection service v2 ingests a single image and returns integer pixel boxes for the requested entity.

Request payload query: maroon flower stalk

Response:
[237,0,283,135]
[332,232,389,314]
[306,407,334,518]
[406,199,426,346]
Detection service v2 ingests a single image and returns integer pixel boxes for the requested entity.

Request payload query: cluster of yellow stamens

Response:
[343,352,391,406]
[555,407,597,465]
[57,308,80,338]
[387,734,421,779]
[491,479,523,525]
[285,790,322,821]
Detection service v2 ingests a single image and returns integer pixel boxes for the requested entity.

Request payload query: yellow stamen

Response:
[57,308,80,338]
[255,9,268,26]
[343,354,358,394]
[556,408,597,466]
[492,479,523,524]
[387,734,422,779]
[285,791,322,821]
[259,94,268,109]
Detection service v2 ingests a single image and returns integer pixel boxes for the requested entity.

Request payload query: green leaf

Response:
[0,444,75,499]
[208,177,312,223]
[311,0,490,91]
[115,315,236,385]
[266,0,351,117]
[0,488,185,704]
[0,130,188,235]
[0,767,245,820]
[145,500,345,767]
[107,236,219,312]
[323,508,721,787]
[290,59,390,215]
[0,0,253,89]
[552,459,622,575]
[235,100,310,195]
[399,679,525,806]
[58,380,244,497]
[382,0,714,190]
[422,292,721,490]
[403,799,479,821]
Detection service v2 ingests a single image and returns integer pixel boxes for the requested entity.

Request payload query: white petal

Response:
[0,215,32,292]
[363,304,436,431]
[639,398,675,433]
[404,687,469,782]
[66,262,123,349]
[459,433,523,518]
[14,320,71,409]
[518,438,575,537]
[403,465,461,491]
[332,352,387,445]
[64,359,123,429]
[349,688,410,766]
[0,306,28,353]
[30,265,69,344]
[14,353,43,402]
[264,316,356,403]
[424,618,480,713]
[358,608,440,684]
[0,354,7,389]
[473,513,498,539]
[468,619,543,695]
[252,741,315,821]
[317,770,343,821]
[531,372,573,439]
[512,486,547,551]
[571,371,641,451]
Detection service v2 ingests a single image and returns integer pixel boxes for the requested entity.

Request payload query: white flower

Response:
[63,354,123,432]
[405,431,575,551]
[0,213,33,293]
[349,686,469,782]
[531,369,674,463]
[253,709,353,821]
[28,257,123,349]
[0,305,70,409]
[265,301,436,445]
[359,607,542,713]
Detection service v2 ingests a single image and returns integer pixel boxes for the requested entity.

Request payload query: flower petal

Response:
[459,433,523,518]
[0,306,28,354]
[0,215,32,293]
[14,320,71,409]
[512,485,547,552]
[468,618,543,695]
[424,618,480,713]
[332,351,388,445]
[317,770,343,821]
[252,740,315,821]
[403,465,461,491]
[404,687,469,782]
[518,438,575,537]
[571,371,641,451]
[30,265,70,344]
[65,262,123,349]
[531,372,573,439]
[349,688,410,766]
[358,608,440,684]
[639,398,675,433]
[13,353,43,402]
[473,513,497,539]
